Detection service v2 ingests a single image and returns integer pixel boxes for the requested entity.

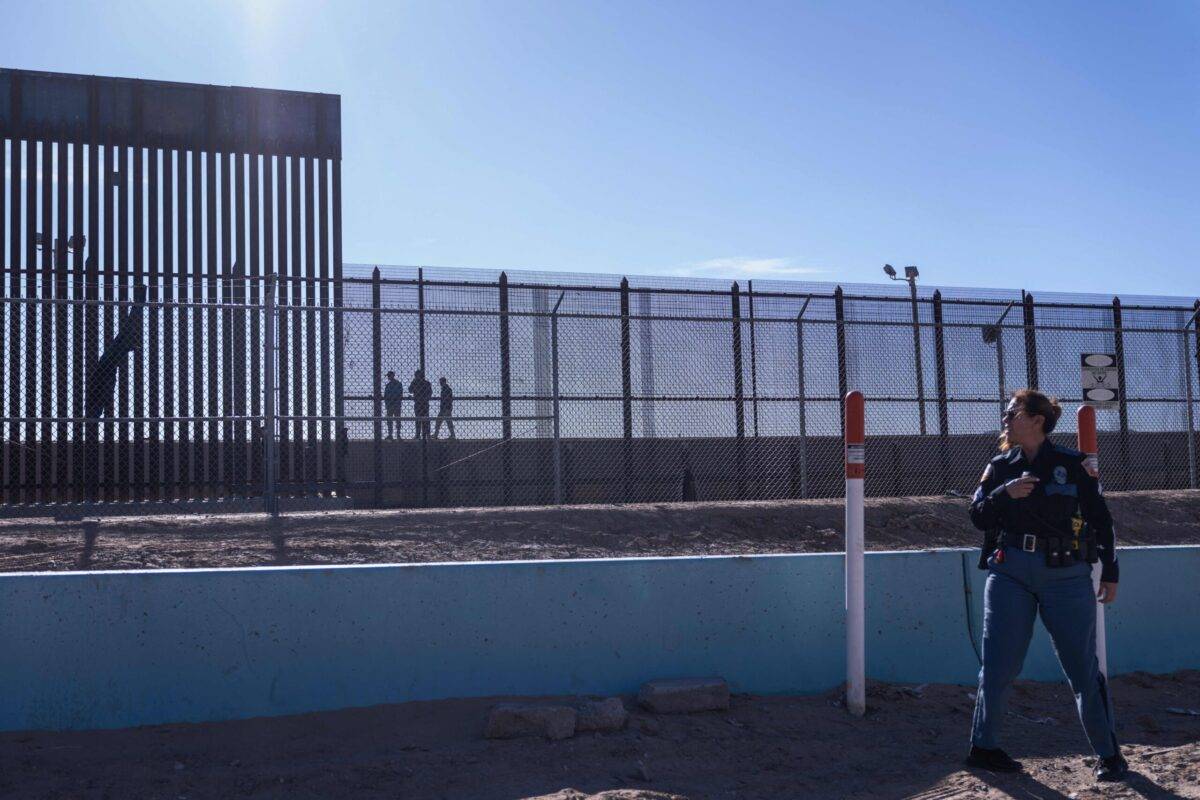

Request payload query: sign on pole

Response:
[1080,353,1118,409]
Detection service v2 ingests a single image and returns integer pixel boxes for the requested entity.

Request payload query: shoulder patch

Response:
[980,464,995,483]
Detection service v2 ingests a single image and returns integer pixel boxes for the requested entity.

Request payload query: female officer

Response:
[965,389,1126,781]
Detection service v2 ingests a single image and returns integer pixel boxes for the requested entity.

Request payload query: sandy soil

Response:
[1,671,1197,799]
[2,490,1198,573]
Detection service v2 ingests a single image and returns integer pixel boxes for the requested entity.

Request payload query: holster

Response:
[1083,524,1098,563]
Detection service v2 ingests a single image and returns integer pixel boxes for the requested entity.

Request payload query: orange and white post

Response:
[844,391,866,716]
[1077,405,1108,676]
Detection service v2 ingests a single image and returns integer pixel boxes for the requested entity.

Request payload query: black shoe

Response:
[965,745,1024,773]
[1094,752,1128,782]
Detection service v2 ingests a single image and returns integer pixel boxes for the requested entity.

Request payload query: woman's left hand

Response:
[1097,582,1118,604]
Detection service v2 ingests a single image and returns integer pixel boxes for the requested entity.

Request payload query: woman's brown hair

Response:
[999,388,1063,450]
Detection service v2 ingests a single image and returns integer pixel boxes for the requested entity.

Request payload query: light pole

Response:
[884,264,925,435]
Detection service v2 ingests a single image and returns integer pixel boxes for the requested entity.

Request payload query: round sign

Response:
[1084,354,1114,367]
[1086,388,1116,401]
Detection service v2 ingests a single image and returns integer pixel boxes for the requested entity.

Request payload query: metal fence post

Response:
[418,267,428,506]
[263,273,278,516]
[1184,303,1199,490]
[1183,328,1197,490]
[499,272,512,504]
[1112,297,1131,480]
[933,290,949,489]
[731,282,746,497]
[1193,300,1200,488]
[418,267,426,373]
[620,278,633,501]
[371,267,382,506]
[551,292,564,504]
[1022,291,1039,390]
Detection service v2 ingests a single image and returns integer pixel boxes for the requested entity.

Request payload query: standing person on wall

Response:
[966,389,1125,781]
[383,371,403,440]
[409,369,433,440]
[433,377,455,440]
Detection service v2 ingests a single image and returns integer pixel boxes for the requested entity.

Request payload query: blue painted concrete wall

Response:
[1,546,1196,732]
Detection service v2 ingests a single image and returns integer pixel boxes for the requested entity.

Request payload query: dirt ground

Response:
[2,490,1198,572]
[1,671,1197,799]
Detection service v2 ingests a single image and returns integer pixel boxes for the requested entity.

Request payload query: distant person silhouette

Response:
[409,369,433,440]
[434,377,455,440]
[383,371,403,439]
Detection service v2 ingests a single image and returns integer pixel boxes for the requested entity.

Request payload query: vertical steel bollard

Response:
[844,390,866,716]
[263,273,278,517]
[1077,404,1107,676]
[372,267,382,506]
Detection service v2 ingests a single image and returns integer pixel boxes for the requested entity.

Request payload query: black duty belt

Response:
[1006,533,1068,553]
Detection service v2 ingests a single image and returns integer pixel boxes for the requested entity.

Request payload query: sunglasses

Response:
[1002,408,1023,421]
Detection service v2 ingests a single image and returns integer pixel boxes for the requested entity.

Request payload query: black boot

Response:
[1094,752,1128,782]
[965,745,1024,772]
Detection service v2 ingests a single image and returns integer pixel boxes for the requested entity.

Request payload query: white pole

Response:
[844,391,866,716]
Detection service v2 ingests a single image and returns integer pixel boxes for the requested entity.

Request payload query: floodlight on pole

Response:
[882,263,897,279]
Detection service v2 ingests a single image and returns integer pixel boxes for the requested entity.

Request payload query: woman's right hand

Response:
[1004,475,1039,499]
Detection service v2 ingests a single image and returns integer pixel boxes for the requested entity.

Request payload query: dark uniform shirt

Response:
[383,379,403,406]
[439,383,453,413]
[971,439,1119,583]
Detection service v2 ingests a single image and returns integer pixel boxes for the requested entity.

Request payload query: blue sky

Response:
[2,0,1197,297]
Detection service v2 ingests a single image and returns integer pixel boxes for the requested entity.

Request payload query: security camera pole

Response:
[884,264,925,434]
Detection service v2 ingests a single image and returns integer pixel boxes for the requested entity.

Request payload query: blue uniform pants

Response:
[970,547,1118,758]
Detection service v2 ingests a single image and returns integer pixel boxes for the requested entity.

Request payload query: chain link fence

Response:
[2,263,1197,514]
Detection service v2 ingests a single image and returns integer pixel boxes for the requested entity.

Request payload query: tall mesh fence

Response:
[1,263,1197,513]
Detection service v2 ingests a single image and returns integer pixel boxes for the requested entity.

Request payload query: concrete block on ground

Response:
[484,703,576,740]
[637,678,730,714]
[575,697,628,732]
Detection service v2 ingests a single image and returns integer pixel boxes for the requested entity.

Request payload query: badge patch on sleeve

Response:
[981,464,994,483]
